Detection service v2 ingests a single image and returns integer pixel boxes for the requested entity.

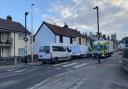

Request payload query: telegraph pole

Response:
[31,4,34,62]
[93,6,101,64]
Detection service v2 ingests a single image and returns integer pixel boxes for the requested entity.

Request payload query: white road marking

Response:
[66,69,72,71]
[70,78,87,89]
[29,71,72,89]
[15,69,27,73]
[118,60,122,63]
[55,68,61,70]
[32,66,36,67]
[0,80,19,88]
[28,78,51,89]
[38,72,72,89]
[52,62,68,66]
[52,71,72,78]
[62,63,77,67]
[0,67,39,79]
[7,69,16,71]
[74,63,89,68]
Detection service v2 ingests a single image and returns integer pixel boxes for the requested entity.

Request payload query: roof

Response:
[0,18,31,34]
[35,21,92,39]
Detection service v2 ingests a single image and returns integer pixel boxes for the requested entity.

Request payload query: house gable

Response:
[34,23,56,54]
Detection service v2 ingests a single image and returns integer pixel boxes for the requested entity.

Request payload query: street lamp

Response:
[93,6,101,64]
[24,12,29,64]
[93,6,100,39]
[24,12,29,43]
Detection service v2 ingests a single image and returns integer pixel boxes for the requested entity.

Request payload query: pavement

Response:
[0,52,127,89]
[0,62,41,70]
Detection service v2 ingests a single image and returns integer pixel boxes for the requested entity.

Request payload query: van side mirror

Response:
[67,47,71,52]
[68,50,71,52]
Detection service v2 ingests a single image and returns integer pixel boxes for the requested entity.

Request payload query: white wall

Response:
[34,24,55,54]
[10,32,31,57]
[56,35,71,45]
[63,36,70,44]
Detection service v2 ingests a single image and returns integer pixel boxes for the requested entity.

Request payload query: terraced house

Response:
[0,16,31,58]
[34,21,93,54]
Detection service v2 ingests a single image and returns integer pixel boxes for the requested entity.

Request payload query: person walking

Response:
[25,55,28,65]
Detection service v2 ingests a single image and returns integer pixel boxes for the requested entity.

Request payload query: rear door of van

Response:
[38,46,51,60]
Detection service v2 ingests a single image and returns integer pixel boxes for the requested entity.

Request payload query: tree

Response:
[102,34,106,40]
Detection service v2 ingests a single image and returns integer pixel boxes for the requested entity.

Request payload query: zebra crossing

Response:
[53,61,90,69]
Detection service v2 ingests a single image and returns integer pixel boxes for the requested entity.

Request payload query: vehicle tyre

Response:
[53,57,58,64]
[79,55,82,59]
[69,56,73,61]
[41,61,45,64]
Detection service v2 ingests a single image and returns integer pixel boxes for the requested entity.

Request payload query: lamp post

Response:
[24,12,29,64]
[93,6,101,64]
[93,6,100,39]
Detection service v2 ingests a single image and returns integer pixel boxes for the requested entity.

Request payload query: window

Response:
[39,46,50,53]
[59,35,63,43]
[79,38,81,45]
[18,48,26,56]
[18,33,25,39]
[52,46,66,52]
[70,37,73,44]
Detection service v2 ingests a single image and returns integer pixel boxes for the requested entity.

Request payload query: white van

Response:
[38,43,71,64]
[69,44,81,58]
[69,44,91,58]
[79,45,91,58]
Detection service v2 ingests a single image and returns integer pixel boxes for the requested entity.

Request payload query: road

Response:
[0,52,128,89]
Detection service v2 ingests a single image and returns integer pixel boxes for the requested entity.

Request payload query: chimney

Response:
[7,15,12,22]
[64,23,68,28]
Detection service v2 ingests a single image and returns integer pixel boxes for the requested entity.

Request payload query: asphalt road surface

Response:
[0,52,128,89]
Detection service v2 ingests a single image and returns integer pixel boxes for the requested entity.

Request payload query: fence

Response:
[0,55,39,66]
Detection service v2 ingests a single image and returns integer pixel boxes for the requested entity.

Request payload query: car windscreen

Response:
[39,46,50,53]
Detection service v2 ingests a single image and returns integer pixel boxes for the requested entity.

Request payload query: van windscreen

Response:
[39,46,50,53]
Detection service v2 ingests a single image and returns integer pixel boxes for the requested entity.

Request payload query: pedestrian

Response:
[98,53,101,64]
[25,55,28,65]
[97,44,101,64]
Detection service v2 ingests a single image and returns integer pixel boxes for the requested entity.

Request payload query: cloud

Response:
[41,0,128,40]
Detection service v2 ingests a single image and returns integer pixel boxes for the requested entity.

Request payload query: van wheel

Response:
[70,56,73,61]
[41,61,45,64]
[53,58,58,64]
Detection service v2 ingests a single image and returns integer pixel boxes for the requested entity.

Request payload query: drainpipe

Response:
[14,32,17,64]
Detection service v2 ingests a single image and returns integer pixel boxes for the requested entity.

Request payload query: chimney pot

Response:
[7,15,12,22]
[64,23,68,28]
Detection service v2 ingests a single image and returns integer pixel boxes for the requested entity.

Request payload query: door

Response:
[52,46,69,61]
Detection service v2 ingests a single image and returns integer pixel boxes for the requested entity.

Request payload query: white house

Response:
[34,21,92,54]
[0,16,31,57]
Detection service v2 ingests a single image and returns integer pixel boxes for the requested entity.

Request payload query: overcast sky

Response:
[0,0,127,40]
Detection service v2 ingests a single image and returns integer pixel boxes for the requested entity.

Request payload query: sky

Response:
[0,0,128,40]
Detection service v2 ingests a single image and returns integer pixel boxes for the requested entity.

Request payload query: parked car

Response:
[38,43,71,64]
